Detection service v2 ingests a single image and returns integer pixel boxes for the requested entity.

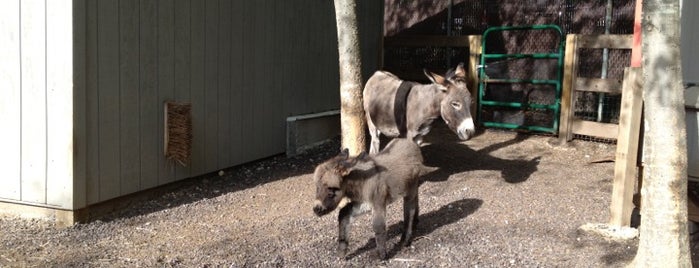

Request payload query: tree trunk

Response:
[333,0,367,156]
[631,0,691,266]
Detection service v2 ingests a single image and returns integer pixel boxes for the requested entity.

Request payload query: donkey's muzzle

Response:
[313,205,331,217]
[456,117,476,140]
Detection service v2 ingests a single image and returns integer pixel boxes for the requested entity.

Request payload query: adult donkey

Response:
[363,63,476,154]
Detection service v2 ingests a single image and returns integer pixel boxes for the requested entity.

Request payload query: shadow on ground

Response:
[420,122,540,184]
[346,198,483,260]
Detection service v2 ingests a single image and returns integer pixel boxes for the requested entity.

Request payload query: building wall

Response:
[0,0,74,209]
[1,0,383,211]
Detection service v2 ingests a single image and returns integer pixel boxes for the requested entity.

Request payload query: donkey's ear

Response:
[357,151,368,160]
[338,148,350,159]
[454,63,466,78]
[338,157,358,176]
[424,69,448,90]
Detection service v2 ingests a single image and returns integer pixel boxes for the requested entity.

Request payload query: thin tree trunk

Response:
[333,0,367,156]
[631,0,691,266]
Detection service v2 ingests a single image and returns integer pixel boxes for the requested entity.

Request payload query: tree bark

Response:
[333,0,367,156]
[631,0,691,266]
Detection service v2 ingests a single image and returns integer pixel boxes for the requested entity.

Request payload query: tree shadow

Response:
[419,122,540,184]
[346,198,483,260]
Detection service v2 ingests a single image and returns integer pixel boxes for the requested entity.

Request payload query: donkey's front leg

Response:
[372,206,388,259]
[337,202,356,258]
[400,192,419,247]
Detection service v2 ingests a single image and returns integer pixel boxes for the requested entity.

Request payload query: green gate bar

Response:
[477,25,565,133]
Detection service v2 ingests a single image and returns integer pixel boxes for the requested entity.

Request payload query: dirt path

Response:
[1,125,696,267]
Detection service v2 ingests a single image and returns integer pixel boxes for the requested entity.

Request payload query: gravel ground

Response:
[1,123,697,267]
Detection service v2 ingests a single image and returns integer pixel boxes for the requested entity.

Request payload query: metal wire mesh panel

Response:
[383,0,636,139]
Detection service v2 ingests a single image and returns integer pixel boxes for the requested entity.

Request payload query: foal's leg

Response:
[372,205,388,259]
[400,191,419,247]
[367,118,381,155]
[337,202,356,257]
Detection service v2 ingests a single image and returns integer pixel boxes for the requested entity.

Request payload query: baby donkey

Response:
[312,138,437,260]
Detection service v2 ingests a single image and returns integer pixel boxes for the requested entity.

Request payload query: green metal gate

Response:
[477,25,565,133]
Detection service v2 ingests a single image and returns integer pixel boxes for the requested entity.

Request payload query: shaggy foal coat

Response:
[312,138,436,259]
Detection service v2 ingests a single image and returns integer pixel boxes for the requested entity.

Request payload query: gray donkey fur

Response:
[312,138,437,259]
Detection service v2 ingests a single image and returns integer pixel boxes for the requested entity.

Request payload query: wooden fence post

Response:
[609,67,643,227]
[468,35,482,119]
[558,34,578,143]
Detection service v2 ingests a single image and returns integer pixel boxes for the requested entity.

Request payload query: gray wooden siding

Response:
[0,0,382,210]
[0,0,75,208]
[73,0,383,207]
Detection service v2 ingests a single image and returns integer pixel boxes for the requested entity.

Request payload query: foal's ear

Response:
[338,148,350,159]
[424,69,448,91]
[357,151,368,160]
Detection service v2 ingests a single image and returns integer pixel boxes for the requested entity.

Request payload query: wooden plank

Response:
[72,0,87,209]
[384,35,471,47]
[570,119,619,140]
[189,0,206,175]
[97,0,121,201]
[576,34,633,49]
[574,77,624,94]
[204,0,220,171]
[609,67,643,227]
[119,0,141,195]
[217,0,232,168]
[20,0,48,204]
[262,0,282,155]
[268,0,285,152]
[559,35,578,143]
[173,0,192,179]
[468,35,481,119]
[158,0,176,184]
[46,0,75,208]
[0,0,21,201]
[138,0,159,190]
[229,0,244,165]
[85,0,100,205]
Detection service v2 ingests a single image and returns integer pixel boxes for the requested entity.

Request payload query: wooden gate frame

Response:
[559,34,644,227]
[559,34,634,142]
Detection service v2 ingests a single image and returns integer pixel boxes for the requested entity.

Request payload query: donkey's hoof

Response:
[337,242,349,258]
[374,248,388,260]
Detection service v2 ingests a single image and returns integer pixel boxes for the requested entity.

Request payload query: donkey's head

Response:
[312,150,371,216]
[424,62,476,140]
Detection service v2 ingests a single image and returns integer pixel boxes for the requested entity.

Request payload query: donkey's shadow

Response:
[346,198,483,260]
[419,123,541,184]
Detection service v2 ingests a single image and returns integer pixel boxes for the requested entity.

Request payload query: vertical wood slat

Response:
[189,0,206,175]
[173,0,191,179]
[157,0,175,184]
[119,0,141,195]
[139,0,159,190]
[609,67,643,227]
[229,0,244,164]
[97,0,121,201]
[73,0,88,209]
[217,0,232,168]
[0,0,21,200]
[20,0,48,203]
[46,0,74,207]
[85,0,100,204]
[204,0,220,171]
[558,34,578,143]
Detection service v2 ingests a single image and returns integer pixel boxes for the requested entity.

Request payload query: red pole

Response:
[631,0,642,67]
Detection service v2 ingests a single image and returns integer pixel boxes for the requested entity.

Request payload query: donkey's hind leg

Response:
[367,118,381,154]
